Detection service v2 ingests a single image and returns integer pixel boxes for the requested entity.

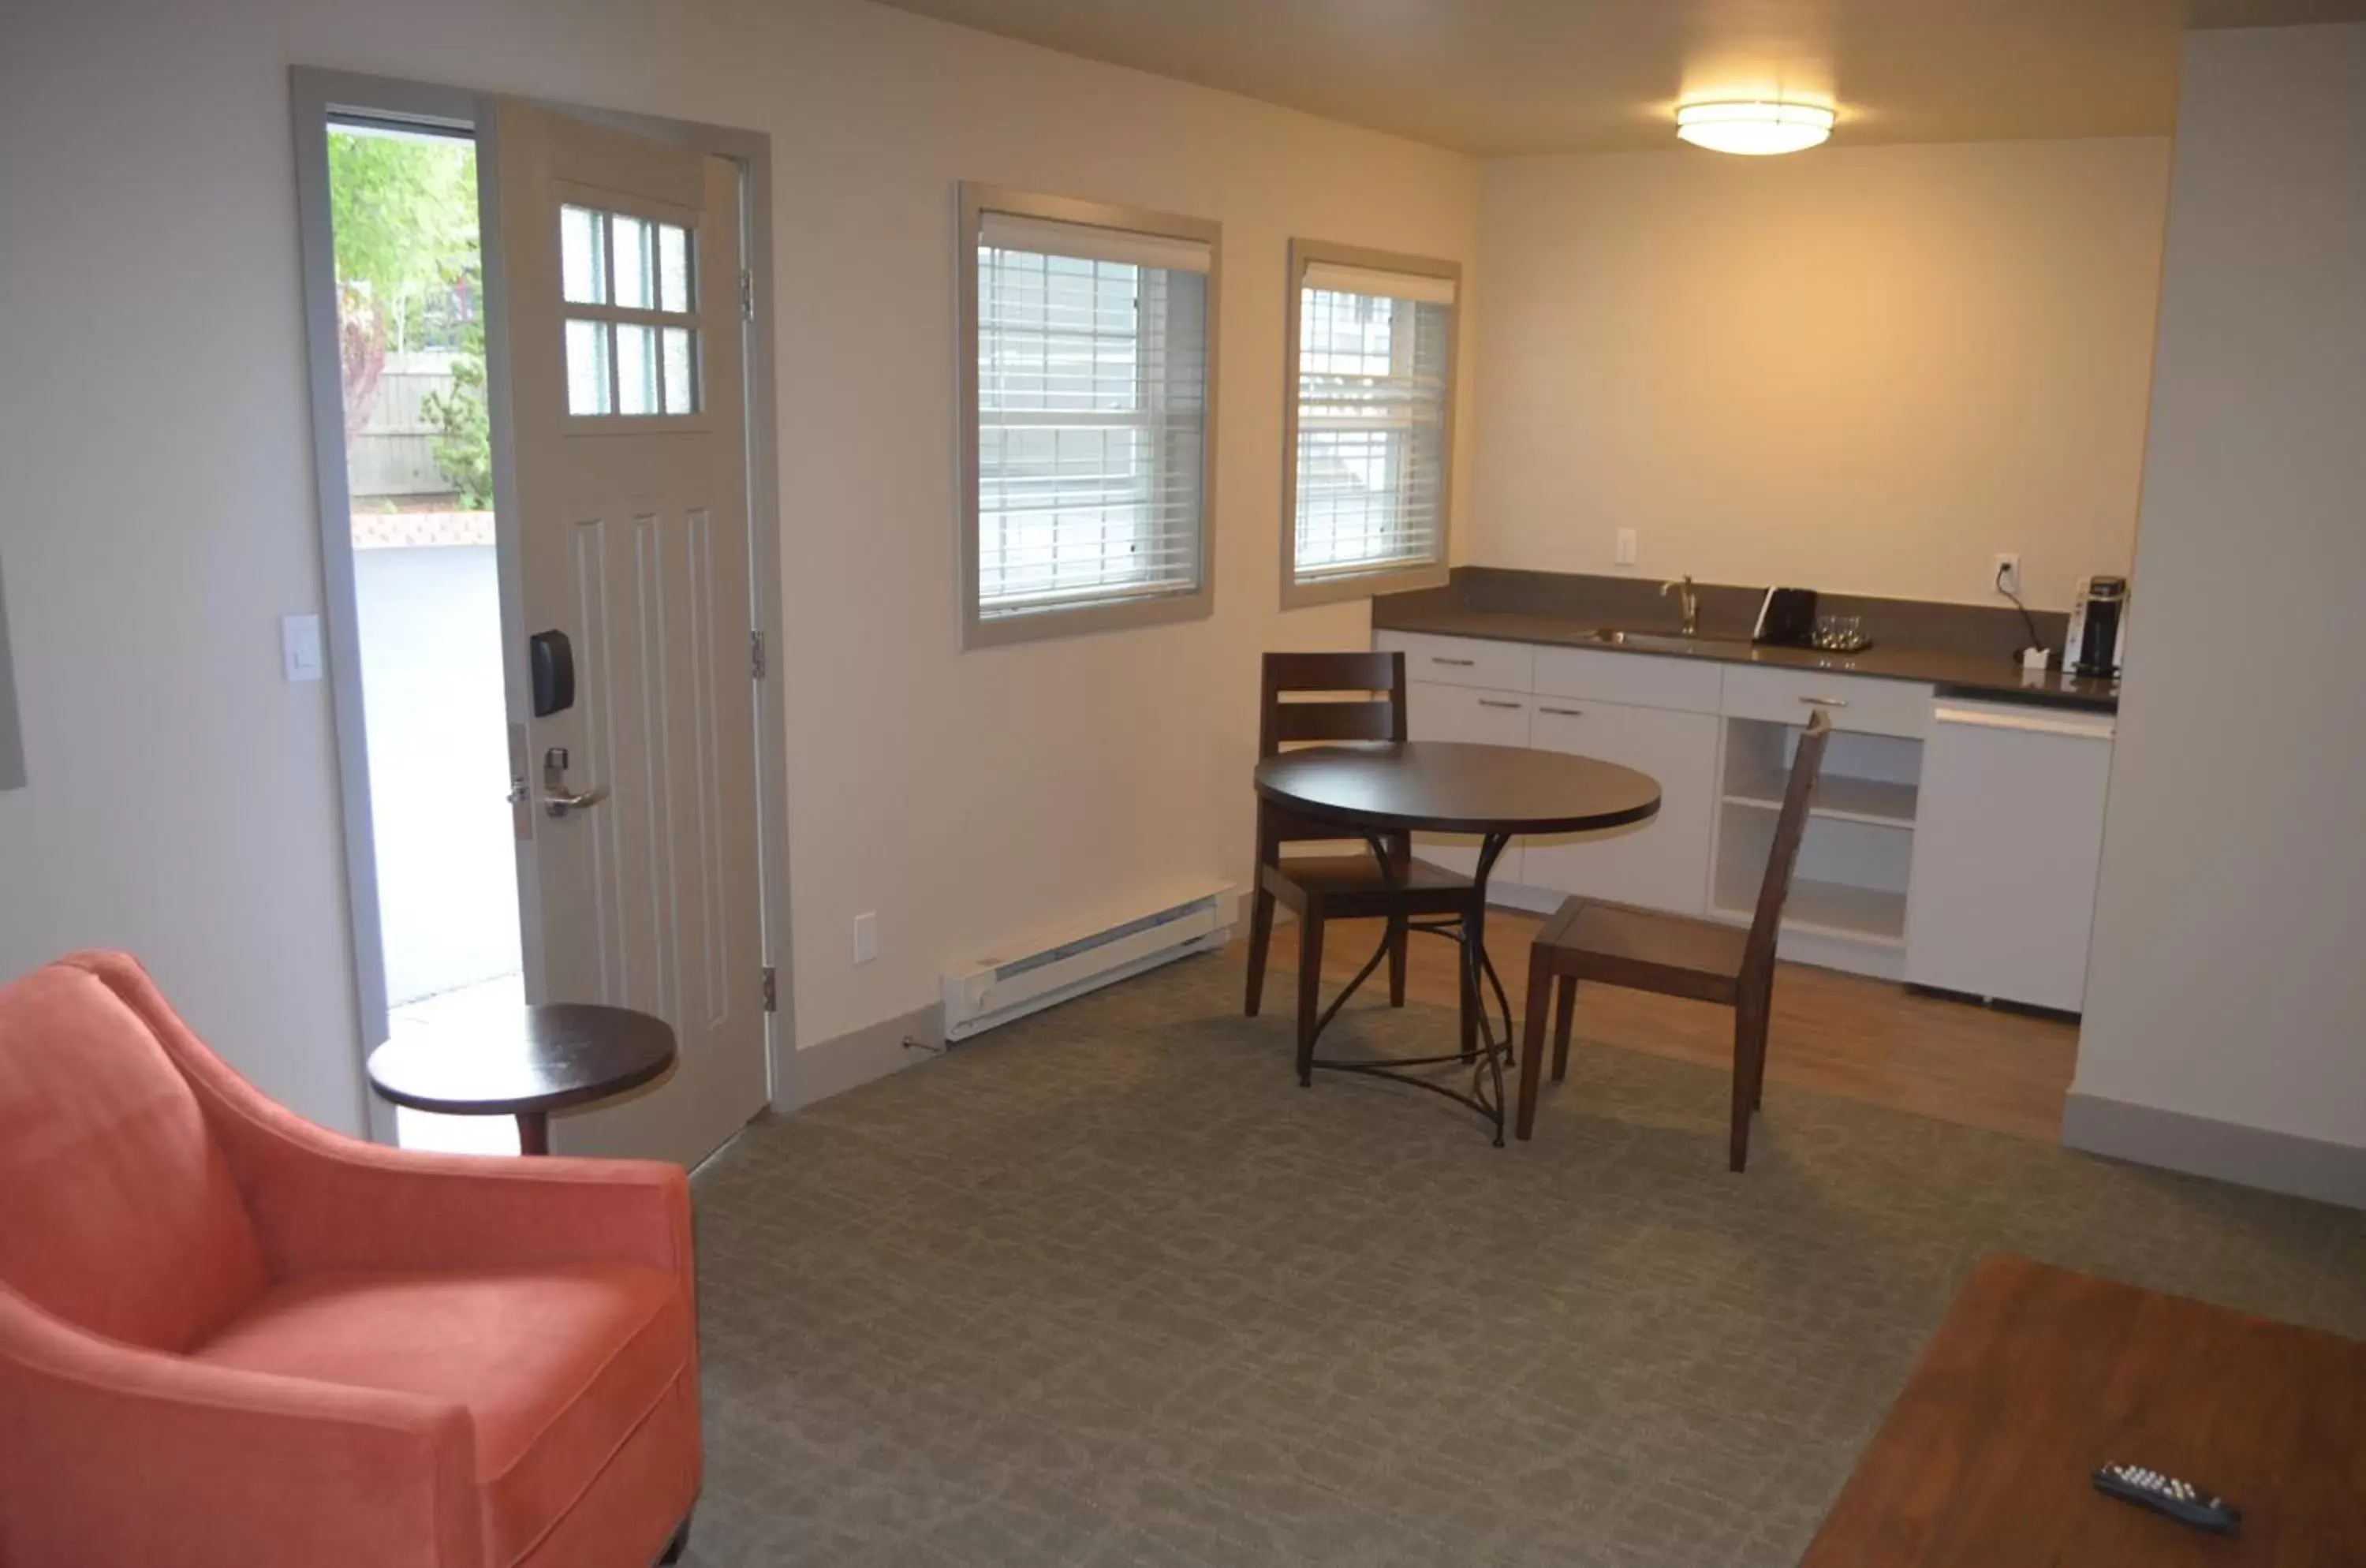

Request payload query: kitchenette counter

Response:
[1374,571,2120,713]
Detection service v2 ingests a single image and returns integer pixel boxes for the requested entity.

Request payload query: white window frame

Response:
[958,183,1222,649]
[1281,239,1460,610]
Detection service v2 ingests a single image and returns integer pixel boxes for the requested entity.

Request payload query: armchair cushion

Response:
[0,965,267,1350]
[194,1261,692,1567]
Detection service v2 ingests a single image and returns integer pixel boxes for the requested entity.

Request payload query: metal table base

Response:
[1296,831,1520,1145]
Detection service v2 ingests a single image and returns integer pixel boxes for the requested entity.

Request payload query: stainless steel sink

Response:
[1584,629,1754,655]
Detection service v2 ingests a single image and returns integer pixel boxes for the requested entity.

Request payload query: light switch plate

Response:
[853,912,879,965]
[1614,528,1638,568]
[282,614,324,683]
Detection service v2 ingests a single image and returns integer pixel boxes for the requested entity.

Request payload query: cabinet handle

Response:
[1431,656,1476,667]
[1478,699,1523,710]
[1798,695,1849,708]
[1538,705,1584,717]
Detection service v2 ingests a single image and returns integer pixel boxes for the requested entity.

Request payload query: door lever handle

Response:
[541,746,608,819]
[544,784,609,819]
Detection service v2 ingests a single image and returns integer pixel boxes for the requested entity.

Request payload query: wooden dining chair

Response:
[1514,708,1833,1170]
[1245,651,1481,1063]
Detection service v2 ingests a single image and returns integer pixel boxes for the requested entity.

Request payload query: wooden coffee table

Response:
[1802,1253,2366,1566]
[366,1003,677,1155]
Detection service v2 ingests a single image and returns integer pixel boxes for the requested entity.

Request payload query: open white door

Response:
[491,100,768,1166]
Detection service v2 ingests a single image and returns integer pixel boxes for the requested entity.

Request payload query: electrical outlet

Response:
[853,913,878,965]
[1614,528,1638,568]
[1992,554,2022,598]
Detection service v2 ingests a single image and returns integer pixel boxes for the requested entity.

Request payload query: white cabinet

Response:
[1377,632,2114,995]
[1719,663,1933,739]
[1905,701,2115,1012]
[1533,644,1722,714]
[1404,681,1528,881]
[1378,630,1535,693]
[1526,699,1719,913]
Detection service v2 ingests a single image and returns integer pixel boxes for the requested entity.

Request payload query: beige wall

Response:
[2074,24,2366,1154]
[0,0,1478,1127]
[1468,139,2170,610]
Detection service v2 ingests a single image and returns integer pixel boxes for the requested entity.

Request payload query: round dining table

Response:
[1252,740,1662,1144]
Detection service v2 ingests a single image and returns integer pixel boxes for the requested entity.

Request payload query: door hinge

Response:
[749,629,767,680]
[760,965,778,1013]
[739,270,755,322]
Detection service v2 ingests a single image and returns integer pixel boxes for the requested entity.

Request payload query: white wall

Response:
[1469,139,2171,610]
[2074,24,2366,1155]
[0,0,1476,1129]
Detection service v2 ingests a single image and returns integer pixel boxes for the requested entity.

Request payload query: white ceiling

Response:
[871,0,2366,154]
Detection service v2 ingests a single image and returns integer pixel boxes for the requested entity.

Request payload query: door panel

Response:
[494,102,767,1166]
[1525,699,1715,913]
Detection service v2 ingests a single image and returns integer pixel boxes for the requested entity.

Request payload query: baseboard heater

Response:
[941,883,1241,1043]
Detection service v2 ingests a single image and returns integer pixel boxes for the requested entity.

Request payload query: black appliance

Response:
[1752,587,1819,648]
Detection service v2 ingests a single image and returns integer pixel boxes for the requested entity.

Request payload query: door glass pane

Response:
[613,215,655,310]
[617,323,659,415]
[565,319,611,415]
[560,206,606,304]
[658,225,692,313]
[662,327,697,414]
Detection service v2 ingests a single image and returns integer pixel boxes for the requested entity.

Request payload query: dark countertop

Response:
[1374,574,2120,713]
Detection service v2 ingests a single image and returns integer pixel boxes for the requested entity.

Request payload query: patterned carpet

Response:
[678,954,2366,1566]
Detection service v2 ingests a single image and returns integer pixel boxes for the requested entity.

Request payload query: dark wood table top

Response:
[1801,1253,2366,1566]
[365,1003,677,1118]
[1254,741,1662,837]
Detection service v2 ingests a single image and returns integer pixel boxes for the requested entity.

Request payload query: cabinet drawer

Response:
[1405,681,1532,745]
[1719,664,1932,738]
[1532,645,1722,714]
[1375,631,1534,693]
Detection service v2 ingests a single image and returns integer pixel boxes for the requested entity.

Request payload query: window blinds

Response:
[975,213,1211,618]
[1293,264,1454,584]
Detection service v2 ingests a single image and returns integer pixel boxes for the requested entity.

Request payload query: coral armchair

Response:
[0,952,701,1568]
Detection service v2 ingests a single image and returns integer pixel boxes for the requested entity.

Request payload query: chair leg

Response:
[1515,958,1554,1141]
[659,1514,692,1566]
[1386,910,1409,1007]
[1749,986,1771,1110]
[1551,976,1578,1083]
[1457,898,1483,1064]
[1729,998,1767,1174]
[1295,904,1325,1086]
[1245,883,1276,1017]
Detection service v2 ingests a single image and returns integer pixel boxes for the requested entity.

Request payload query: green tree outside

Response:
[327,128,490,507]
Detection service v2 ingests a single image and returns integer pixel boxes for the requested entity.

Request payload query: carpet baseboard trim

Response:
[2062,1092,2366,1211]
[778,1001,944,1113]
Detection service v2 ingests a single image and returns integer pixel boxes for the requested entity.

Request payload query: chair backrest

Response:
[1742,709,1834,991]
[1257,651,1409,849]
[1257,650,1406,758]
[0,961,269,1350]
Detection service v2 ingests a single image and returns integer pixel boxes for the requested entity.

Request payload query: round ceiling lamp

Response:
[1675,100,1835,155]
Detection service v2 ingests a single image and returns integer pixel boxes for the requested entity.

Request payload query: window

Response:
[560,203,700,418]
[1282,242,1458,608]
[960,185,1218,648]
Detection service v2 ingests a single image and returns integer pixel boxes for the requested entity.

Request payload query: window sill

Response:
[1282,561,1450,611]
[964,585,1214,650]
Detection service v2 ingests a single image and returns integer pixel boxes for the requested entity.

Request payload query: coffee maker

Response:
[2064,576,2128,678]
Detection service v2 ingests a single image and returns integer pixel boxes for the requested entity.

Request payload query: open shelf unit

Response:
[1709,718,1923,957]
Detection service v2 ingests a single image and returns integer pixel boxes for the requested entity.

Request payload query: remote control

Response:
[2092,1462,2242,1536]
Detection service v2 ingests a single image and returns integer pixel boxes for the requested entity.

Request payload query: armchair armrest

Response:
[0,1286,482,1568]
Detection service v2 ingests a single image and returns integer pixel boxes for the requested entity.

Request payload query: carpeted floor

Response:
[678,954,2366,1566]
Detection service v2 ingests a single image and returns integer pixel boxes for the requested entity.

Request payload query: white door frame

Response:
[289,68,798,1142]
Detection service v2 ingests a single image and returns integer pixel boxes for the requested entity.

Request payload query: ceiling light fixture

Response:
[1675,100,1834,156]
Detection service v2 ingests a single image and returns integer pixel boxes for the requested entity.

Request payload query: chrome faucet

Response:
[1661,574,1699,637]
